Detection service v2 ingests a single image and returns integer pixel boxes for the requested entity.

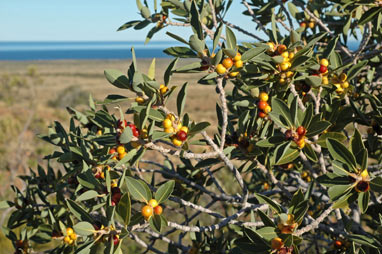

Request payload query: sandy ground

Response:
[0,59,218,124]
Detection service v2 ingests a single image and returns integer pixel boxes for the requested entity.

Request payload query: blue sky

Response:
[0,0,262,42]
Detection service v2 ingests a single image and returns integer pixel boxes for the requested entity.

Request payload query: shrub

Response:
[48,85,89,108]
[2,1,382,253]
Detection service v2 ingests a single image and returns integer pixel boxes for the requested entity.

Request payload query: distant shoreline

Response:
[0,40,359,61]
[0,41,182,60]
[0,58,157,63]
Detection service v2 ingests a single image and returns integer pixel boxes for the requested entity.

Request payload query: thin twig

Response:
[353,22,373,63]
[130,233,165,254]
[217,78,228,150]
[296,205,334,236]
[167,204,267,232]
[290,83,306,110]
[144,229,189,252]
[136,160,237,202]
[277,18,291,32]
[209,0,218,28]
[276,0,294,30]
[202,131,249,203]
[300,5,352,57]
[144,141,219,160]
[256,160,293,199]
[242,0,268,35]
[222,19,264,41]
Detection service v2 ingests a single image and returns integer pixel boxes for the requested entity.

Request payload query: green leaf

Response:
[104,70,130,89]
[289,189,304,213]
[176,82,188,117]
[332,160,352,176]
[351,129,367,168]
[213,24,223,52]
[316,132,346,148]
[306,121,331,137]
[225,26,237,50]
[117,193,131,226]
[275,142,300,165]
[165,31,189,45]
[293,200,309,223]
[269,112,289,129]
[104,239,114,254]
[330,51,342,69]
[136,0,143,10]
[233,100,250,107]
[0,201,13,209]
[241,47,267,62]
[141,6,151,19]
[256,227,278,241]
[329,184,353,201]
[257,210,276,227]
[164,58,178,86]
[291,55,310,69]
[326,138,356,170]
[332,192,356,209]
[188,122,210,135]
[77,170,104,191]
[189,35,205,53]
[73,222,95,236]
[343,15,351,35]
[358,7,382,26]
[145,25,162,44]
[117,20,141,31]
[290,97,298,126]
[347,234,379,249]
[301,104,313,128]
[244,228,269,246]
[155,180,175,204]
[370,177,382,192]
[287,2,298,18]
[270,98,293,128]
[306,32,327,48]
[322,36,339,59]
[76,240,96,254]
[305,76,322,88]
[358,191,369,213]
[66,200,94,223]
[119,127,133,144]
[76,190,99,202]
[303,143,318,162]
[317,173,351,186]
[147,58,156,80]
[271,12,278,44]
[256,135,285,148]
[290,30,300,44]
[254,193,282,214]
[125,176,151,203]
[149,214,163,232]
[88,94,95,111]
[347,60,368,81]
[99,95,129,105]
[134,19,151,30]
[164,47,197,58]
[115,149,137,167]
[272,55,285,64]
[223,48,237,58]
[190,0,203,39]
[175,62,202,73]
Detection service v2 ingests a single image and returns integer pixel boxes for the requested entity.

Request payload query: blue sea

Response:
[0,41,359,61]
[0,41,181,60]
